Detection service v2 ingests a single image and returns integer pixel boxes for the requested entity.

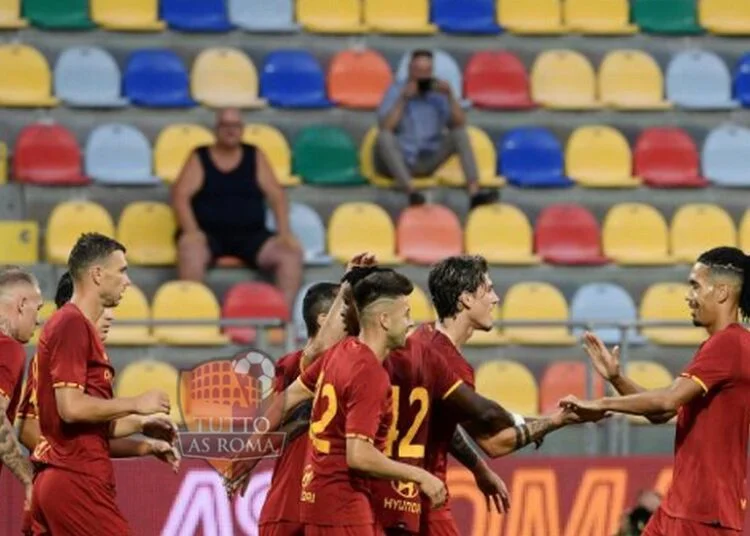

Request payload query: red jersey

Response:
[30,304,116,485]
[259,349,306,526]
[16,353,37,420]
[299,337,393,527]
[0,333,26,424]
[663,323,750,530]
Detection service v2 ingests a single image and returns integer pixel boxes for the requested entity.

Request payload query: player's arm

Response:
[0,396,33,488]
[16,416,40,452]
[474,411,573,457]
[56,388,169,424]
[445,383,516,437]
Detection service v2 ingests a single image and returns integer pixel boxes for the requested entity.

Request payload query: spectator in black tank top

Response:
[171,108,303,308]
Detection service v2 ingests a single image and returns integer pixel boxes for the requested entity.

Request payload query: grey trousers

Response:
[374,127,479,190]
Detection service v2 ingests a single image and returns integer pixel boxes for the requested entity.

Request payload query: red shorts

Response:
[304,525,384,536]
[419,513,459,536]
[260,522,305,536]
[643,508,741,536]
[31,467,130,536]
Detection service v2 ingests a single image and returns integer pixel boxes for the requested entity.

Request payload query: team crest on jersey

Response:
[391,480,419,499]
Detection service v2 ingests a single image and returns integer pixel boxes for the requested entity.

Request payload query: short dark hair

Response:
[352,269,413,313]
[68,233,126,281]
[411,49,433,62]
[697,246,750,320]
[54,272,74,309]
[302,282,340,338]
[428,255,489,321]
[0,266,37,291]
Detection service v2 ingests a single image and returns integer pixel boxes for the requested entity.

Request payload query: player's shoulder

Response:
[44,303,87,333]
[276,349,304,376]
[0,333,25,363]
[703,323,747,351]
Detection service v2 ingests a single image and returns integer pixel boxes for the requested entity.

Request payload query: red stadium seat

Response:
[13,123,88,185]
[464,51,535,110]
[397,205,463,265]
[634,127,708,188]
[535,203,609,265]
[539,361,605,414]
[222,282,290,344]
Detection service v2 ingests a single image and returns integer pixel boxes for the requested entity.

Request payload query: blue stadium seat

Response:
[124,50,195,108]
[266,202,332,265]
[160,0,232,31]
[733,53,750,107]
[54,46,128,108]
[570,283,645,345]
[260,50,332,108]
[497,127,573,188]
[228,0,299,32]
[85,123,159,186]
[396,49,469,106]
[666,50,738,110]
[431,0,501,34]
[702,124,750,187]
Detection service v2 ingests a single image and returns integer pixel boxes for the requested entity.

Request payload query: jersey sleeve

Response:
[49,315,90,390]
[424,346,464,400]
[0,339,25,402]
[344,360,390,443]
[300,355,324,394]
[16,356,37,419]
[681,330,738,393]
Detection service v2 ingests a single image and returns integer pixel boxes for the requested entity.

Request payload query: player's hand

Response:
[582,331,620,381]
[148,439,181,473]
[134,390,171,415]
[345,252,377,273]
[558,395,609,423]
[473,464,510,514]
[141,413,178,443]
[417,471,447,509]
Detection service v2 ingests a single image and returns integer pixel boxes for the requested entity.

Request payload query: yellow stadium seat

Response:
[466,305,508,346]
[603,203,673,265]
[117,202,176,266]
[640,283,707,346]
[242,124,300,187]
[360,128,437,189]
[739,209,750,252]
[0,141,7,184]
[599,50,671,110]
[465,204,540,265]
[625,360,674,423]
[503,282,577,346]
[46,201,115,264]
[154,124,215,184]
[191,48,266,109]
[436,126,506,188]
[670,204,737,263]
[476,360,538,416]
[117,360,183,424]
[0,221,38,265]
[530,50,601,110]
[364,0,437,34]
[699,0,750,34]
[91,0,164,30]
[29,301,56,346]
[497,0,566,34]
[106,285,156,346]
[564,0,637,34]
[152,281,229,346]
[328,202,402,265]
[566,126,640,188]
[0,0,27,28]
[0,45,58,107]
[297,0,367,33]
[408,285,435,323]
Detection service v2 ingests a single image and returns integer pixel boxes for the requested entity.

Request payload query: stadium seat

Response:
[476,360,538,415]
[671,204,737,262]
[408,285,435,324]
[222,282,289,344]
[564,0,637,34]
[666,50,738,109]
[124,50,195,108]
[640,284,706,345]
[260,50,332,108]
[297,0,366,33]
[23,0,93,29]
[633,0,702,34]
[328,202,402,264]
[539,361,605,414]
[106,285,157,345]
[91,0,164,30]
[117,202,177,266]
[626,361,673,399]
[46,201,115,264]
[739,210,750,252]
[0,141,6,185]
[117,361,182,423]
[699,0,750,34]
[228,0,299,32]
[602,203,673,265]
[502,282,577,345]
[292,126,364,186]
[327,49,393,110]
[53,47,128,108]
[395,50,466,106]
[0,0,26,28]
[13,123,88,186]
[359,128,438,189]
[436,126,506,188]
[161,0,232,31]
[497,0,565,34]
[535,204,609,265]
[364,0,436,34]
[0,45,58,107]
[599,50,671,110]
[464,51,534,110]
[266,202,332,265]
[154,124,215,183]
[570,283,644,345]
[634,128,708,188]
[702,124,750,187]
[565,125,640,188]
[465,203,540,265]
[396,205,463,265]
[530,50,600,110]
[152,281,229,345]
[242,124,300,186]
[466,305,507,346]
[85,124,158,185]
[432,0,501,34]
[191,47,266,109]
[0,221,38,265]
[733,53,750,107]
[497,127,573,188]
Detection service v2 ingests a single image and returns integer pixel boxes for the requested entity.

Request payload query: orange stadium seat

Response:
[117,202,177,266]
[106,285,156,346]
[530,50,601,110]
[397,205,463,265]
[670,204,737,263]
[327,49,393,110]
[539,361,606,414]
[45,201,115,264]
[222,282,290,344]
[152,281,229,346]
[640,283,707,345]
[327,202,402,264]
[476,360,538,416]
[0,221,38,265]
[464,203,540,265]
[599,50,671,110]
[502,282,577,345]
[154,124,215,183]
[116,360,183,424]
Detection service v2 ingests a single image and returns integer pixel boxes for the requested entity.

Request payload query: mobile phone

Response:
[417,78,435,93]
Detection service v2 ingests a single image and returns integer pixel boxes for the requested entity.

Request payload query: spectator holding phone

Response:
[376,49,497,207]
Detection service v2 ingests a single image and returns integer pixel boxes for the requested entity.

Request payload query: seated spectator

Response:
[376,49,497,207]
[171,108,303,307]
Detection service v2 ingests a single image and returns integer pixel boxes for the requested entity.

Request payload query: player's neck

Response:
[435,316,472,349]
[0,314,15,339]
[706,309,739,336]
[358,329,389,362]
[70,291,104,327]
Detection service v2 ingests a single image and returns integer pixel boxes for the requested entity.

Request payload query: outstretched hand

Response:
[581,331,620,381]
[558,396,610,423]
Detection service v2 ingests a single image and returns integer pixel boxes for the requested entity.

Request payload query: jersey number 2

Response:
[309,380,337,454]
[384,386,429,459]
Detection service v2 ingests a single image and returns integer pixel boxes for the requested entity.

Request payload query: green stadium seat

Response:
[292,125,364,186]
[632,0,702,34]
[24,0,94,29]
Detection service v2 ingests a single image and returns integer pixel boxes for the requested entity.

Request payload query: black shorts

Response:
[206,229,275,269]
